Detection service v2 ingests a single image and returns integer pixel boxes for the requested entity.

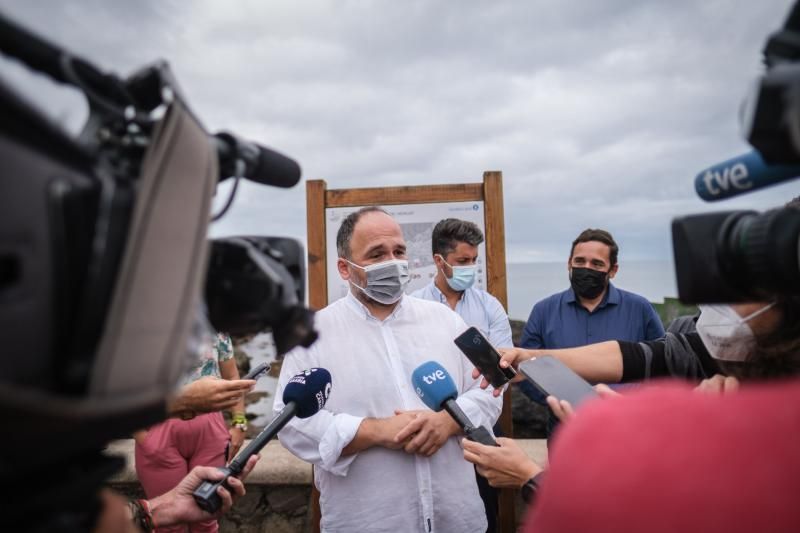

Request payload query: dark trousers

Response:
[476,468,498,533]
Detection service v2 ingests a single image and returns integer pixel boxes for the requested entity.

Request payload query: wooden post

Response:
[305,179,327,533]
[482,171,516,533]
[306,179,328,311]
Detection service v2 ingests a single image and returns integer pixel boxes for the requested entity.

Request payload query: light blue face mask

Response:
[437,254,477,291]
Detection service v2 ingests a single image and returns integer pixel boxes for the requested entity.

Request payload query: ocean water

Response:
[507,259,678,321]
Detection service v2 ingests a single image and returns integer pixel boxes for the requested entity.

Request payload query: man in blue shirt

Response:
[519,228,664,413]
[412,217,511,533]
[412,218,512,349]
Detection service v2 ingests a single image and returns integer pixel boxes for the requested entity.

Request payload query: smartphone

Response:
[518,356,598,409]
[453,326,516,388]
[242,362,270,381]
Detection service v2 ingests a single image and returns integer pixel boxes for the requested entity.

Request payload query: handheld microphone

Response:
[694,150,800,202]
[193,368,332,513]
[411,361,498,447]
[213,131,302,188]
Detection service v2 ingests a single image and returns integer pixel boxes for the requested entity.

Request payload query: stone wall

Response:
[105,438,547,532]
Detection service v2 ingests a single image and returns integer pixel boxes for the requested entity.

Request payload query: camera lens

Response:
[717,208,800,296]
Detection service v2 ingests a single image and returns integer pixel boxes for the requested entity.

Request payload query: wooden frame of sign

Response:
[305,171,515,533]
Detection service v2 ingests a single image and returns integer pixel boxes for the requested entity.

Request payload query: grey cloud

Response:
[1,0,796,263]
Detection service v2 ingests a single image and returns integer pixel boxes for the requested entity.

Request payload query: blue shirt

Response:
[521,283,664,350]
[411,281,513,349]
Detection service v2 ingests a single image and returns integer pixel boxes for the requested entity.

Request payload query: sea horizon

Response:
[506,259,678,321]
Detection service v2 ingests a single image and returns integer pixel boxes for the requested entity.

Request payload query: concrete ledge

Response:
[105,439,313,485]
[105,437,547,486]
[106,438,548,532]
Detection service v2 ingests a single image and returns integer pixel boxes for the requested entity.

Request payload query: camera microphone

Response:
[411,361,498,447]
[694,150,800,202]
[192,367,332,513]
[213,132,301,188]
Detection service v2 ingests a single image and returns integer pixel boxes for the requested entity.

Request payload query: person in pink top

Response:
[134,333,255,533]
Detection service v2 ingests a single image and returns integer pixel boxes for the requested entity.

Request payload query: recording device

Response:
[518,356,598,410]
[193,368,332,513]
[242,362,271,381]
[453,327,516,388]
[674,3,800,303]
[411,361,498,446]
[0,11,316,530]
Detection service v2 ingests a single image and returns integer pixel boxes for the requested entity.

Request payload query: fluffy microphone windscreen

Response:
[283,367,332,418]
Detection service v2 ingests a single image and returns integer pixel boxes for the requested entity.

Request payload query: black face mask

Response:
[570,267,608,300]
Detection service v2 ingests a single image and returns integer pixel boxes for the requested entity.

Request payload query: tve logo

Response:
[422,369,446,384]
[701,162,753,197]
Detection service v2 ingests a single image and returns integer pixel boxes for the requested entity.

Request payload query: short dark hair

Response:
[336,206,388,259]
[570,228,619,266]
[431,218,484,256]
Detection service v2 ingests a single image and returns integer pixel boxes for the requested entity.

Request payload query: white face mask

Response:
[345,258,410,305]
[696,303,776,361]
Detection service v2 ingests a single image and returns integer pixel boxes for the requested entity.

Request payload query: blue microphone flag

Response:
[694,150,800,202]
[411,361,458,411]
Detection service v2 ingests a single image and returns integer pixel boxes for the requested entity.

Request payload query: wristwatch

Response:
[179,409,196,421]
[521,471,545,504]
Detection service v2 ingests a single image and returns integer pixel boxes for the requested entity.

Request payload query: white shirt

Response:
[274,292,502,533]
[411,282,513,349]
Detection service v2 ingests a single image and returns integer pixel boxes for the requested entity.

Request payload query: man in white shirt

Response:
[411,218,512,533]
[411,218,512,348]
[274,207,502,533]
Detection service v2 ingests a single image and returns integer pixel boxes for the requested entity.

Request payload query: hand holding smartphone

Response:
[518,356,597,409]
[454,327,516,388]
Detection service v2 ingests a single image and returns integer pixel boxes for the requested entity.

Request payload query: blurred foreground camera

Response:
[205,236,318,355]
[674,3,800,304]
[0,10,312,530]
[672,207,800,303]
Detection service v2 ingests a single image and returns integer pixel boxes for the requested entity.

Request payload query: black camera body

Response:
[0,11,311,531]
[672,3,800,304]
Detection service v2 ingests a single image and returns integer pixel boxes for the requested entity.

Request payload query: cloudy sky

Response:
[2,0,798,264]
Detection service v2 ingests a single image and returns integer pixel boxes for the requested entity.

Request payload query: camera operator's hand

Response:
[471,347,535,396]
[462,437,543,489]
[168,377,256,418]
[695,374,740,396]
[147,454,260,527]
[92,455,258,533]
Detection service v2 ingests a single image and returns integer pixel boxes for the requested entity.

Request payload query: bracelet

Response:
[231,413,248,431]
[129,498,156,532]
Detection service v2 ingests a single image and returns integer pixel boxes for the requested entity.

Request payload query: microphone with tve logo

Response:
[694,150,800,202]
[193,368,332,513]
[411,361,498,447]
